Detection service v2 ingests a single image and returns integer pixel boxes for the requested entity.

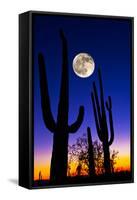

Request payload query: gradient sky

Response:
[33,14,132,180]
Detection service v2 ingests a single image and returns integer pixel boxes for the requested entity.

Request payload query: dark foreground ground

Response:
[33,171,133,188]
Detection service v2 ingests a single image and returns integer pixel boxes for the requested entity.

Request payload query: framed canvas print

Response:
[19,11,134,189]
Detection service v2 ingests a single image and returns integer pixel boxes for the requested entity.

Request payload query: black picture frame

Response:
[19,11,134,189]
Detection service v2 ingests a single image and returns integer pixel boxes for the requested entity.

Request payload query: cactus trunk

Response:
[103,141,111,174]
[50,131,69,182]
[38,30,84,183]
[91,68,114,174]
[87,127,95,176]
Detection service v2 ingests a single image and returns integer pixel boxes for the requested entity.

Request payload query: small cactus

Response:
[39,171,42,181]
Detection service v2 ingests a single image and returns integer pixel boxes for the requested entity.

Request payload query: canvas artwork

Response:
[19,11,134,189]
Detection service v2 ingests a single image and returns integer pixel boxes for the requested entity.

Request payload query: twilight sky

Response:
[33,14,132,180]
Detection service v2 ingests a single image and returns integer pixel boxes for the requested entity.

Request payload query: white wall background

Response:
[0,0,136,199]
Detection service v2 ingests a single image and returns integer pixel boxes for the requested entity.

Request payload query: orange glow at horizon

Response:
[34,163,50,180]
[34,154,130,181]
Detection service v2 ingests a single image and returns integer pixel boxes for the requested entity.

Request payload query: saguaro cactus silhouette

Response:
[87,127,95,176]
[91,68,114,174]
[39,171,42,181]
[38,30,84,183]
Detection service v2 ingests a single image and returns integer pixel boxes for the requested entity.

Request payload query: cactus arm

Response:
[87,127,92,143]
[38,53,56,133]
[106,96,112,110]
[91,92,103,141]
[98,68,105,110]
[93,82,102,123]
[106,96,114,145]
[98,68,109,137]
[68,106,84,133]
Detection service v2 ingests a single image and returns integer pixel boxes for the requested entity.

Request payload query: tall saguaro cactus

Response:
[91,68,114,174]
[87,127,95,176]
[38,30,84,183]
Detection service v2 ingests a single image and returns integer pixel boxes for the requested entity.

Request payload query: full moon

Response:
[73,53,95,78]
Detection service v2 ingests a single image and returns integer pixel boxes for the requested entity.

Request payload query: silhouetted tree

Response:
[110,150,119,173]
[68,135,88,176]
[68,135,118,176]
[38,30,84,183]
[91,68,115,174]
[93,140,104,174]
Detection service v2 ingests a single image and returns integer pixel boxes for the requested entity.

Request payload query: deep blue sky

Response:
[33,14,132,163]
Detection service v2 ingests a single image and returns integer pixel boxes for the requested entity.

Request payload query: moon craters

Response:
[73,53,95,78]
